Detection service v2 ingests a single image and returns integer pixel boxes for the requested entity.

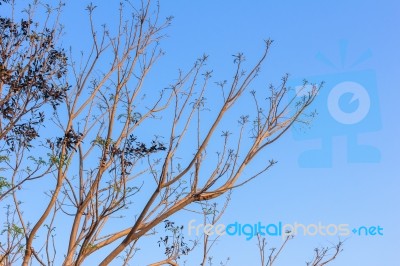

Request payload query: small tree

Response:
[0,1,327,265]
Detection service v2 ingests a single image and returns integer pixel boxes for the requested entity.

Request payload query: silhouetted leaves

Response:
[56,129,83,152]
[105,134,166,176]
[157,220,191,259]
[0,15,68,151]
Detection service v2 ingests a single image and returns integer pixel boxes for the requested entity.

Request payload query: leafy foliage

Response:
[0,15,68,151]
[158,220,193,260]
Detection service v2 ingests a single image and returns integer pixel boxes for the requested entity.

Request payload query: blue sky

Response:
[135,1,400,265]
[150,1,400,265]
[3,0,399,265]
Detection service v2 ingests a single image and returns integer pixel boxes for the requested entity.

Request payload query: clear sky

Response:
[3,0,400,265]
[147,1,400,265]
